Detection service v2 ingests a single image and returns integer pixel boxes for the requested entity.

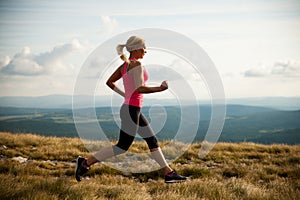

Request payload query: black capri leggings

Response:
[114,104,159,154]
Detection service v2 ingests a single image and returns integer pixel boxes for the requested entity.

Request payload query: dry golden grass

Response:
[0,132,299,200]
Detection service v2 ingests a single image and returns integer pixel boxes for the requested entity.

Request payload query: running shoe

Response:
[165,171,187,183]
[75,156,89,182]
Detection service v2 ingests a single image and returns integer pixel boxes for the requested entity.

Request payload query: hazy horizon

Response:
[1,95,300,110]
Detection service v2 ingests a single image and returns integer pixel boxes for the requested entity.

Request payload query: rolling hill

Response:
[0,105,299,144]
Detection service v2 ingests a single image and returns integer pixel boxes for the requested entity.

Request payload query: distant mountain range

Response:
[0,95,300,110]
[0,104,299,144]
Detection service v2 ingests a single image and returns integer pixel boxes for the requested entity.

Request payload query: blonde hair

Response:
[116,36,145,62]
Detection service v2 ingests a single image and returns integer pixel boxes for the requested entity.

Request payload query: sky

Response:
[0,0,300,99]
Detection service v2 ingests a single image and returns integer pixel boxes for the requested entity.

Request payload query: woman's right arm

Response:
[106,65,125,97]
[131,63,168,94]
[136,80,168,94]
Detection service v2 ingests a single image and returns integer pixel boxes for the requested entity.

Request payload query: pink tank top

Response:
[122,59,148,108]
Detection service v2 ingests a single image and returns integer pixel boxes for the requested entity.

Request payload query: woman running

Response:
[75,36,187,183]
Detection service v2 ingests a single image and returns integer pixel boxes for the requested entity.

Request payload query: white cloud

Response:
[0,56,10,68]
[244,61,300,78]
[100,16,118,34]
[271,61,300,77]
[244,67,270,77]
[0,39,84,76]
[1,47,44,76]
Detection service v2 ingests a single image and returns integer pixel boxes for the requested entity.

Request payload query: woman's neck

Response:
[129,56,137,61]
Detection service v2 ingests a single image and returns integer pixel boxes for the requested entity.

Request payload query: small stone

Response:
[122,171,131,176]
[0,155,6,160]
[46,160,56,166]
[31,147,37,151]
[12,156,28,164]
[148,178,156,183]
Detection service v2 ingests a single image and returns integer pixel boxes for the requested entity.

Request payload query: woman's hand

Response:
[160,80,168,91]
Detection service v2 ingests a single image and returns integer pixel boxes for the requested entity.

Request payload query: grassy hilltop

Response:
[0,132,299,200]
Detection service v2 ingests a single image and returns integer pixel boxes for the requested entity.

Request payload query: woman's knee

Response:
[113,143,130,155]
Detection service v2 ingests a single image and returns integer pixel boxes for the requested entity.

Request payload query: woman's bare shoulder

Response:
[128,60,142,71]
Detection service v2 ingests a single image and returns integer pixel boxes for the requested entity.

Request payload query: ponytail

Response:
[116,44,129,63]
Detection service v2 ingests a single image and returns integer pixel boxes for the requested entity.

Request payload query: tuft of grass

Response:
[222,166,247,178]
[179,165,212,178]
[0,174,85,200]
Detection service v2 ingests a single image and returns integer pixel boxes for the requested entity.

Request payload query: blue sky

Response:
[0,0,299,98]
